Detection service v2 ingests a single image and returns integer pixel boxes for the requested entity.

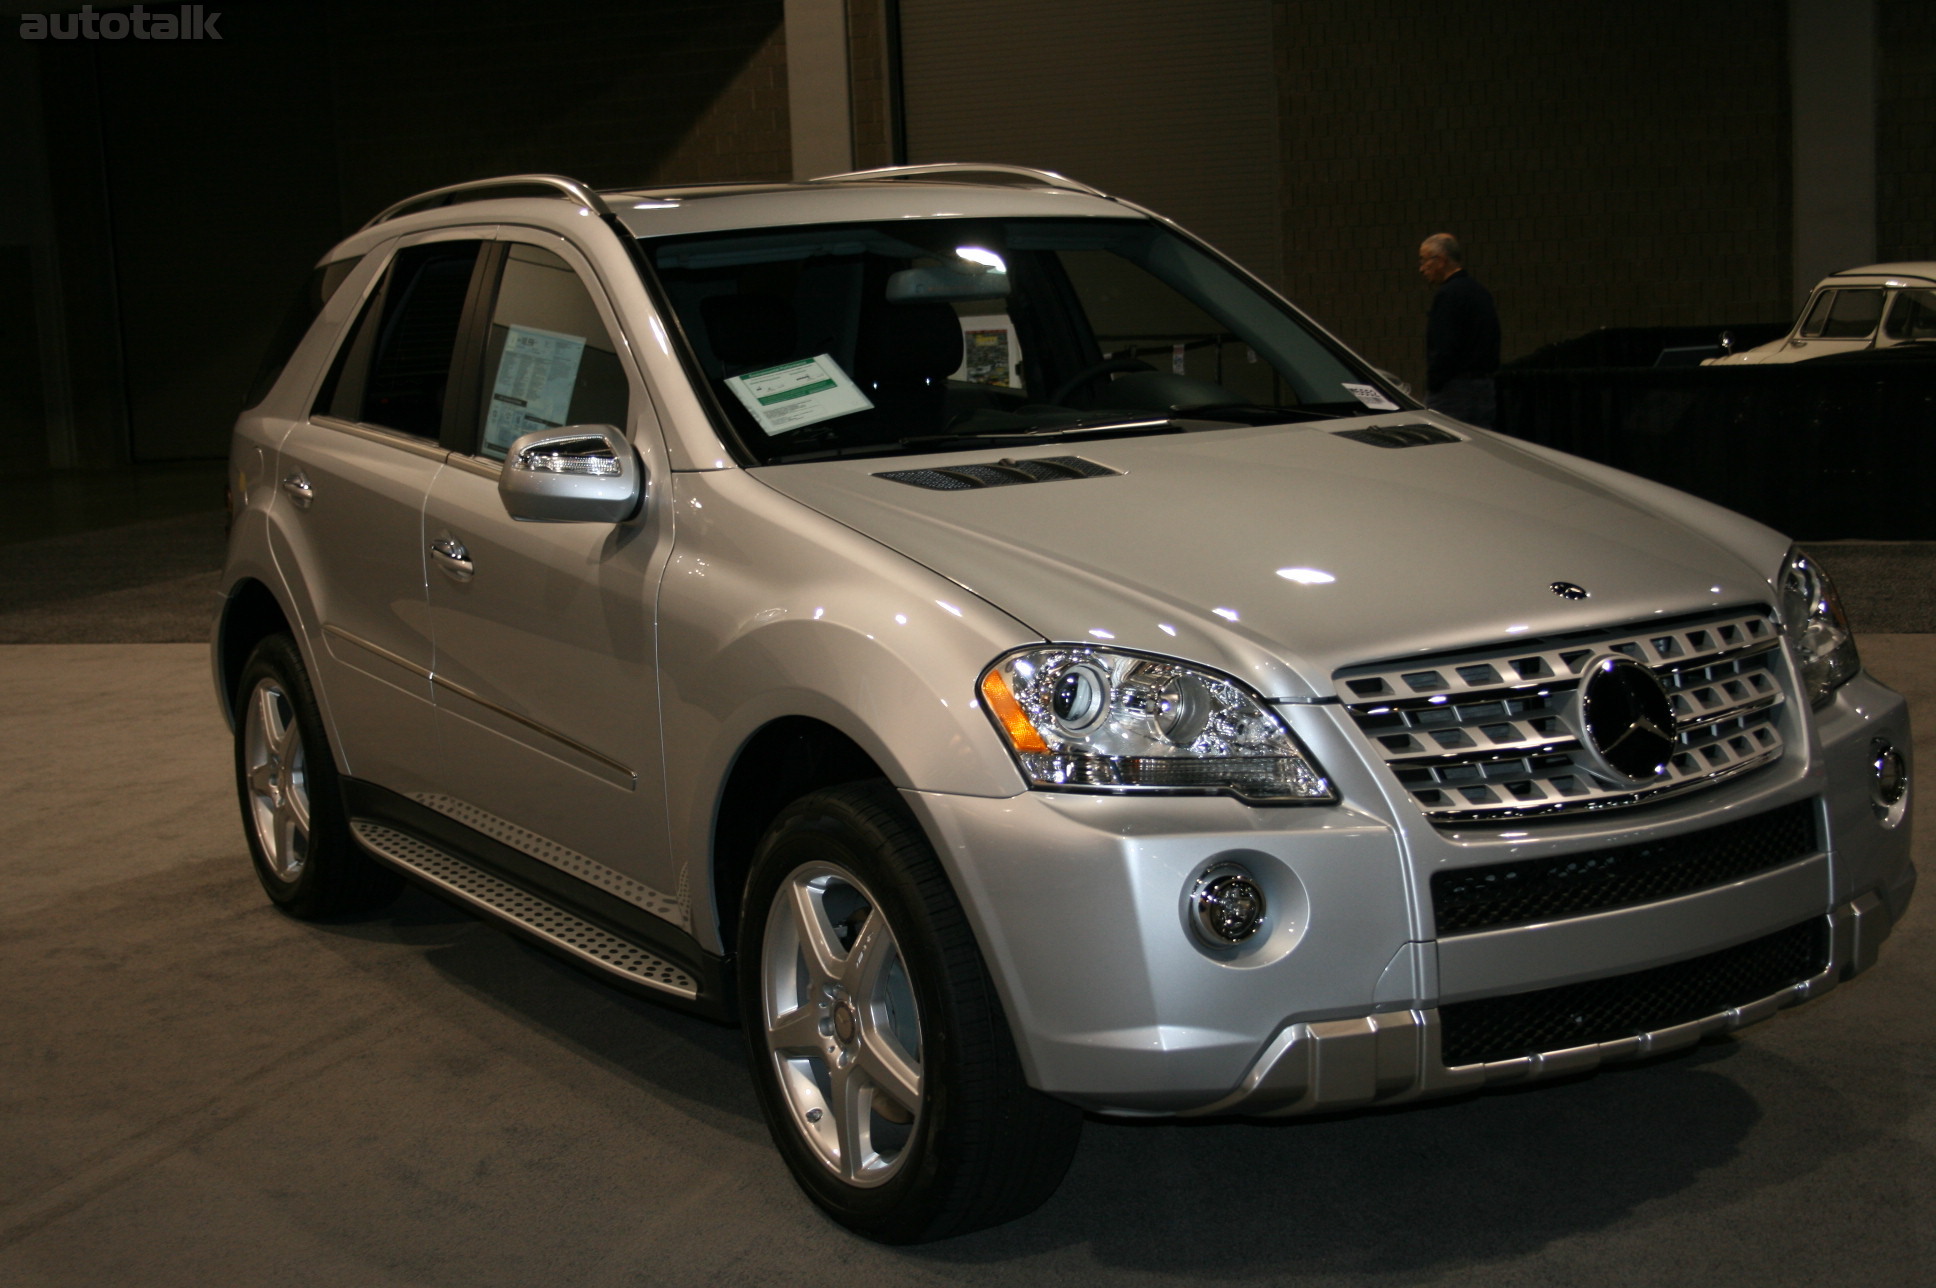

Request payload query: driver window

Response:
[475,244,629,461]
[1819,288,1883,339]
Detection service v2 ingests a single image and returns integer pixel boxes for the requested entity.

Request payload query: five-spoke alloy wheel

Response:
[759,860,924,1187]
[232,634,399,919]
[242,669,313,885]
[739,782,1081,1243]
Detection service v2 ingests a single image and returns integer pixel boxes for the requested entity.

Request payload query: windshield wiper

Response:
[1172,402,1355,424]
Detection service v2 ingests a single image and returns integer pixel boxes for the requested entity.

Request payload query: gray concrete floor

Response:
[2,637,1931,1286]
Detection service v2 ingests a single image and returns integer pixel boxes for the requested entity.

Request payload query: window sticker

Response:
[953,315,1021,387]
[725,353,874,436]
[1341,382,1400,412]
[486,325,587,455]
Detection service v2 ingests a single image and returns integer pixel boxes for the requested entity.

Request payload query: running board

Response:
[351,820,700,1000]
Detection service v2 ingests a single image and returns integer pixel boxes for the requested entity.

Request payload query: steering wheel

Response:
[1049,356,1156,407]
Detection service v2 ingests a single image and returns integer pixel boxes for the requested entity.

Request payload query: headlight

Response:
[1777,546,1859,708]
[978,647,1334,802]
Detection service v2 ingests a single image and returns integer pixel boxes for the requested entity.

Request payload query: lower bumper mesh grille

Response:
[1432,799,1818,934]
[1438,917,1828,1067]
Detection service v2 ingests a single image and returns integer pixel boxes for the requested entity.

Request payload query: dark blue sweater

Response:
[1427,271,1500,392]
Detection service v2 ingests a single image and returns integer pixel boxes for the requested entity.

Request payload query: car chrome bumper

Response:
[1183,889,1900,1118]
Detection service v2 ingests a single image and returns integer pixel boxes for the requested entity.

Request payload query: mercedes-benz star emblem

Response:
[1551,581,1589,600]
[1576,655,1676,783]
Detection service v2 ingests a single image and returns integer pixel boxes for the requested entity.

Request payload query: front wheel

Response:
[739,782,1081,1242]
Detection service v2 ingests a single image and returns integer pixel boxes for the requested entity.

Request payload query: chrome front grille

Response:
[1336,608,1789,824]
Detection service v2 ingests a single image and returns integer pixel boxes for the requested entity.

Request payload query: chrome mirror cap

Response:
[497,425,644,523]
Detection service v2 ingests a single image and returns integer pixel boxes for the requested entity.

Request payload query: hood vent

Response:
[875,455,1121,491]
[1334,424,1463,449]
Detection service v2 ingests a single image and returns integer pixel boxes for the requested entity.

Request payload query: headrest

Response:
[700,294,796,370]
[859,302,963,380]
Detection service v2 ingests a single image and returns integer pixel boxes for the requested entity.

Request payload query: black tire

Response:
[738,781,1082,1243]
[233,634,401,919]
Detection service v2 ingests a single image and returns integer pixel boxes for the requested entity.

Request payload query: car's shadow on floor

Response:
[314,884,766,1139]
[309,885,1880,1276]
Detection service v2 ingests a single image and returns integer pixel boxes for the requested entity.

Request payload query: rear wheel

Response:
[234,634,400,919]
[739,781,1082,1242]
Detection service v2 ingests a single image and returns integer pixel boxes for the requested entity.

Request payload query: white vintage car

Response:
[1705,263,1936,363]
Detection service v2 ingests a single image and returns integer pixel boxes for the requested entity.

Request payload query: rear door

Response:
[420,231,687,931]
[271,230,488,792]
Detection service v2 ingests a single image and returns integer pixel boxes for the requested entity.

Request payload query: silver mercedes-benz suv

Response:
[215,164,1916,1242]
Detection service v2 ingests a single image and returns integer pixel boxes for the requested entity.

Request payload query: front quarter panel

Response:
[656,468,1041,932]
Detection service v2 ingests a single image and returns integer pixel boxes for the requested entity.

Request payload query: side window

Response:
[1884,288,1936,341]
[475,244,630,461]
[314,240,483,438]
[244,256,363,409]
[1819,288,1883,339]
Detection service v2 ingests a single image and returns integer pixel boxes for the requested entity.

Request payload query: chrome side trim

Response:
[412,793,687,928]
[445,454,502,481]
[322,623,432,682]
[309,415,451,462]
[1186,897,1883,1120]
[431,676,637,787]
[351,821,698,999]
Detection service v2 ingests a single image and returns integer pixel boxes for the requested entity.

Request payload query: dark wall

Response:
[24,1,789,464]
[1276,0,1793,393]
[1878,0,1936,262]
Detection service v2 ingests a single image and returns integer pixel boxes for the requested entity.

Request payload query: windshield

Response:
[641,217,1407,464]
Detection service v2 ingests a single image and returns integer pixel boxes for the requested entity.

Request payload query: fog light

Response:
[1192,865,1266,945]
[1872,738,1908,824]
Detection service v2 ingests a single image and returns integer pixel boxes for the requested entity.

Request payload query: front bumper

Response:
[902,669,1914,1117]
[1183,888,1899,1117]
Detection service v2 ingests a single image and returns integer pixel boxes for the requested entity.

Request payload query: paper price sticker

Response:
[726,354,874,436]
[1341,382,1400,412]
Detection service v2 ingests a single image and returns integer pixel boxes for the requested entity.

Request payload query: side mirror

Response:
[497,425,644,523]
[1719,330,1736,355]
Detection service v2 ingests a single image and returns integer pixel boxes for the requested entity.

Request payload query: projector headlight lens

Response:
[979,647,1333,802]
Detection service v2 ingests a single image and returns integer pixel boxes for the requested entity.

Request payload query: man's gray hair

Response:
[1422,233,1464,264]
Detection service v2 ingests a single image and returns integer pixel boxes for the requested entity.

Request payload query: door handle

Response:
[280,473,315,509]
[429,534,474,581]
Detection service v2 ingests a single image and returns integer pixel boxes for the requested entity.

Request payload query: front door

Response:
[422,234,685,930]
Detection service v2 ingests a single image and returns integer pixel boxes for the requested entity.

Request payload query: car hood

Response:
[749,417,1783,700]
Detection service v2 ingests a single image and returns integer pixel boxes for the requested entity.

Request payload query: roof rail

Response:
[805,163,1112,200]
[363,174,613,230]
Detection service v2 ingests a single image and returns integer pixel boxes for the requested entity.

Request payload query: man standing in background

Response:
[1418,233,1500,428]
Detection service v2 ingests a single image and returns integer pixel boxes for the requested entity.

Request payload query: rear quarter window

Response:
[243,257,363,410]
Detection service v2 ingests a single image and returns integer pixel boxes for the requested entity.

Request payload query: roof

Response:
[1823,263,1936,284]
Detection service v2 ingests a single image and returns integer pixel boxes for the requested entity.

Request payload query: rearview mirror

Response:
[887,261,1010,304]
[498,425,644,523]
